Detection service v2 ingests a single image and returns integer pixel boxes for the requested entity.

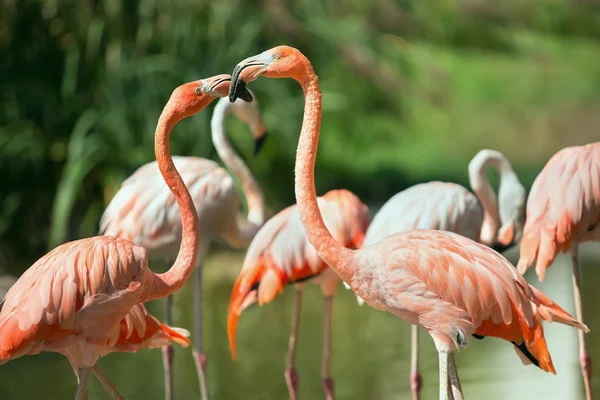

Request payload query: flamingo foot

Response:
[284,367,299,400]
[322,377,335,400]
[410,370,423,400]
[161,345,174,400]
[193,350,210,400]
[580,352,593,400]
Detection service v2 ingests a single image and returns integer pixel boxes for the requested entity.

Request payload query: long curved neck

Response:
[211,100,264,246]
[293,63,355,279]
[468,151,511,246]
[141,107,199,302]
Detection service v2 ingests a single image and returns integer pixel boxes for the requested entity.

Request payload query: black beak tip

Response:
[253,132,268,155]
[229,74,253,103]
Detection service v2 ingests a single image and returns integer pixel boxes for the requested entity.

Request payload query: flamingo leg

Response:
[438,351,449,400]
[410,325,422,400]
[322,295,334,400]
[75,367,92,400]
[92,366,125,400]
[285,286,302,400]
[162,261,175,400]
[571,248,592,400]
[448,353,463,400]
[193,263,210,400]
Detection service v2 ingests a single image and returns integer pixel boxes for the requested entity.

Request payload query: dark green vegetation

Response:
[1,0,599,271]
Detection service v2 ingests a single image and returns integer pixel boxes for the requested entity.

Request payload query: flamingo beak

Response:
[254,131,268,155]
[229,53,272,102]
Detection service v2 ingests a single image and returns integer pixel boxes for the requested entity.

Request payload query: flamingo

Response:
[517,142,600,400]
[228,46,589,399]
[0,75,254,400]
[344,148,525,399]
[99,92,267,400]
[227,189,370,400]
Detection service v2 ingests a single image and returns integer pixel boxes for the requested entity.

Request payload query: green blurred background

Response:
[0,0,599,399]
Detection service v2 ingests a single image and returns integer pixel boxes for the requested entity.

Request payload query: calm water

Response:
[0,246,598,399]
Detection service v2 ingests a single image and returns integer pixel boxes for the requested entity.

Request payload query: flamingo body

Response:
[101,156,239,256]
[228,189,369,355]
[518,143,600,280]
[364,182,482,247]
[0,236,147,367]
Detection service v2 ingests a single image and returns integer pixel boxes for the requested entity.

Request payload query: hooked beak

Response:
[229,54,270,103]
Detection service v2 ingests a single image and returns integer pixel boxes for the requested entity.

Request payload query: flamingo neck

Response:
[468,151,512,246]
[142,107,200,301]
[211,99,264,246]
[293,64,355,280]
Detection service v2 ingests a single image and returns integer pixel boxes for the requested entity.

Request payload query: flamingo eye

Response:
[194,86,203,95]
[273,52,281,60]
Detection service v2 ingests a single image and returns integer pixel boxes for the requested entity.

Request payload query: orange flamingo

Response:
[0,75,253,400]
[344,148,525,399]
[228,46,589,399]
[228,189,370,400]
[517,142,600,400]
[100,93,267,400]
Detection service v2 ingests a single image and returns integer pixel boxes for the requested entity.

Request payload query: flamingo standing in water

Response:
[228,189,370,400]
[0,75,254,400]
[344,148,525,399]
[517,142,600,400]
[99,92,267,400]
[228,46,589,399]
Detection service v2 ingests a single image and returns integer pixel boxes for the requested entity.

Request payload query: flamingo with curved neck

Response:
[0,75,253,400]
[100,88,264,400]
[229,46,588,400]
[468,149,525,250]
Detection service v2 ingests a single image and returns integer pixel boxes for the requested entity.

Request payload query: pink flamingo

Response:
[344,148,525,399]
[0,75,253,400]
[228,46,589,399]
[517,142,600,400]
[228,189,370,400]
[99,93,267,400]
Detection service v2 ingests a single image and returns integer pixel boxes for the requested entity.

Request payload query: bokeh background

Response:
[0,0,599,399]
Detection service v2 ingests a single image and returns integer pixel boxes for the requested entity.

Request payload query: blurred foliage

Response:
[0,0,599,269]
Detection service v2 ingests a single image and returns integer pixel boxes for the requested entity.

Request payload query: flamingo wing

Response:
[0,237,146,363]
[517,143,600,280]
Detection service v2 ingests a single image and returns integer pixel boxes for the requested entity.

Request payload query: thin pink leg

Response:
[193,265,210,400]
[571,248,592,400]
[75,367,91,400]
[162,292,174,400]
[285,286,302,400]
[92,366,125,400]
[410,324,422,400]
[322,295,334,400]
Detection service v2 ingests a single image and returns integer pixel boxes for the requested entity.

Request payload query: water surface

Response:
[0,247,597,399]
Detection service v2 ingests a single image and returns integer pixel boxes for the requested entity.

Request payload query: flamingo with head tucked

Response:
[228,188,370,400]
[343,148,525,399]
[99,92,267,400]
[517,142,600,400]
[0,75,253,400]
[228,45,589,400]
